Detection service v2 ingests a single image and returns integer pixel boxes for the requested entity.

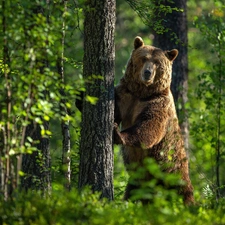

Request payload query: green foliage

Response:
[0,0,84,195]
[113,145,128,199]
[126,158,183,204]
[188,1,225,199]
[125,0,182,35]
[1,184,225,225]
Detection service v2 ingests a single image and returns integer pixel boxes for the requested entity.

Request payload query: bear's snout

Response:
[144,69,151,80]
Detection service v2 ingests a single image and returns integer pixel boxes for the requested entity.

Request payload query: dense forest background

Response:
[0,0,225,224]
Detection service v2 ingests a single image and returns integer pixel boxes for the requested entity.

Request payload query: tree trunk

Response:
[59,0,71,190]
[21,121,51,193]
[153,0,189,150]
[78,0,116,200]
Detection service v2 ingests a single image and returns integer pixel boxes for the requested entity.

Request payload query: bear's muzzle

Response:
[144,69,152,80]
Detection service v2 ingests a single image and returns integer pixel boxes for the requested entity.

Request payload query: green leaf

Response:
[86,95,98,105]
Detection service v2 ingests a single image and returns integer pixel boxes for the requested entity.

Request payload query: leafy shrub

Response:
[1,186,225,225]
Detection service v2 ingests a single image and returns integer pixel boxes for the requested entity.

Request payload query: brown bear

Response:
[114,36,194,205]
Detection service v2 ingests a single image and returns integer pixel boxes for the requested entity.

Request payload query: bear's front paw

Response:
[114,123,124,145]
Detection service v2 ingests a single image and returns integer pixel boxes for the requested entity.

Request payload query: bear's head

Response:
[122,36,178,98]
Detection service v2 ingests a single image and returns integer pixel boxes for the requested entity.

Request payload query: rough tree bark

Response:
[78,0,116,200]
[153,0,189,150]
[22,122,51,193]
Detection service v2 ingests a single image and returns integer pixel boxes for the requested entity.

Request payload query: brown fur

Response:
[114,36,194,204]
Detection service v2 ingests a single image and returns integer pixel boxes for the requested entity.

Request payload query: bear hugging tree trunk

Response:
[114,36,194,205]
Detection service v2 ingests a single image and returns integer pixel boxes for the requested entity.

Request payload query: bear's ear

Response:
[165,49,179,61]
[134,36,144,49]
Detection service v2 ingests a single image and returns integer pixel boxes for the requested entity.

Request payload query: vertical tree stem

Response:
[79,0,116,200]
[2,0,12,200]
[215,26,222,200]
[60,0,71,190]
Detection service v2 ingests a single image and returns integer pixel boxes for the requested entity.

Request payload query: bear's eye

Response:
[154,60,161,68]
[141,57,148,63]
[154,60,160,65]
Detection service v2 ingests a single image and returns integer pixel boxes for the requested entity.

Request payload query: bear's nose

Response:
[144,69,151,80]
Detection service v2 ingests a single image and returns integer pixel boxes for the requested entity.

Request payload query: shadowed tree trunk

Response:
[22,122,51,193]
[153,0,189,150]
[78,0,116,200]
